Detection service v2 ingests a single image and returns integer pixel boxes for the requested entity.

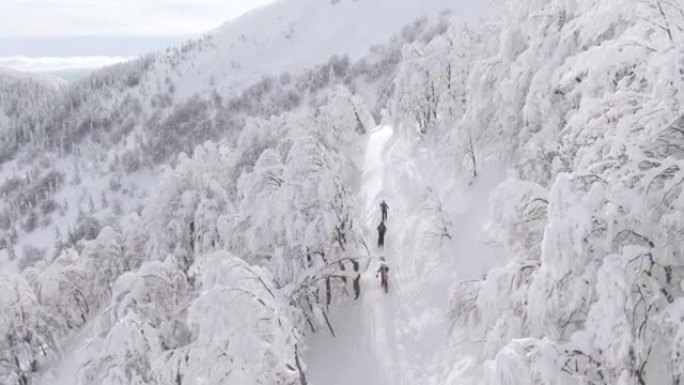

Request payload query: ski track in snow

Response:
[307,124,504,384]
[361,125,398,385]
[305,124,394,385]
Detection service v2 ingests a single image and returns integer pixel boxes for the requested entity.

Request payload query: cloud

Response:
[0,36,188,57]
[0,56,130,73]
[0,0,277,37]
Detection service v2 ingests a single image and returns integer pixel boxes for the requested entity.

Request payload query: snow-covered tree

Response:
[384,0,684,383]
[0,272,54,385]
[78,256,190,385]
[153,252,304,385]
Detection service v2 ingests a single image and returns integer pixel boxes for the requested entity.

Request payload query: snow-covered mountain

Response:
[0,0,475,384]
[2,0,684,384]
[168,0,472,96]
[0,0,463,272]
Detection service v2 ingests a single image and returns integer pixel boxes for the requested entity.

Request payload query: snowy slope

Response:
[5,0,683,384]
[0,2,494,383]
[171,0,476,96]
[0,0,474,273]
[0,66,63,154]
[376,0,684,383]
[0,66,64,128]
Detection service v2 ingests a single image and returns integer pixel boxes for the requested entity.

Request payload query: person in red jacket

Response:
[376,257,390,293]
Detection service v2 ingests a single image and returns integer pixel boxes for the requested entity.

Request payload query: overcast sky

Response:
[0,0,275,78]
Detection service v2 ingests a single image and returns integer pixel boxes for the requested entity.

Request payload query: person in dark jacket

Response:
[377,221,386,248]
[380,200,389,222]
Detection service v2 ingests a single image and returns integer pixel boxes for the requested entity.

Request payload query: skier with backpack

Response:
[380,200,389,222]
[377,221,386,248]
[376,257,390,293]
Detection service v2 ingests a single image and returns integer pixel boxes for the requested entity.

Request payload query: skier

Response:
[376,257,390,293]
[380,200,389,222]
[377,221,386,248]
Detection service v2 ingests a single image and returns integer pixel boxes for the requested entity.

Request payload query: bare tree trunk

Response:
[322,309,336,338]
[354,109,367,135]
[294,344,309,385]
[467,126,478,179]
[656,0,674,42]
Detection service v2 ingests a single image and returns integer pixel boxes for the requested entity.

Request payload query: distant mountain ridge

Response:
[0,67,66,89]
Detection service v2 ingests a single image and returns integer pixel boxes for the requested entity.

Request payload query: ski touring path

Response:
[360,124,448,385]
[305,124,396,385]
[360,125,400,385]
[306,123,507,385]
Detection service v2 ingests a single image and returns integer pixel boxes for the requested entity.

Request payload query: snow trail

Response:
[359,125,403,385]
[362,125,394,215]
[356,125,505,384]
[304,303,386,385]
[308,124,503,384]
[304,125,394,385]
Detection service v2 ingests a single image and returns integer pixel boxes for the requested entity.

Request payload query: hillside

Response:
[171,0,473,96]
[0,67,65,88]
[0,0,467,272]
[382,0,684,383]
[0,67,64,157]
[2,0,684,384]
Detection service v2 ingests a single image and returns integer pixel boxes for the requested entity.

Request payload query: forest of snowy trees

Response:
[2,0,684,384]
[0,88,375,384]
[385,0,684,383]
[0,15,448,275]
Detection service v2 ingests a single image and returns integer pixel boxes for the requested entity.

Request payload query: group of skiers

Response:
[376,200,390,293]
